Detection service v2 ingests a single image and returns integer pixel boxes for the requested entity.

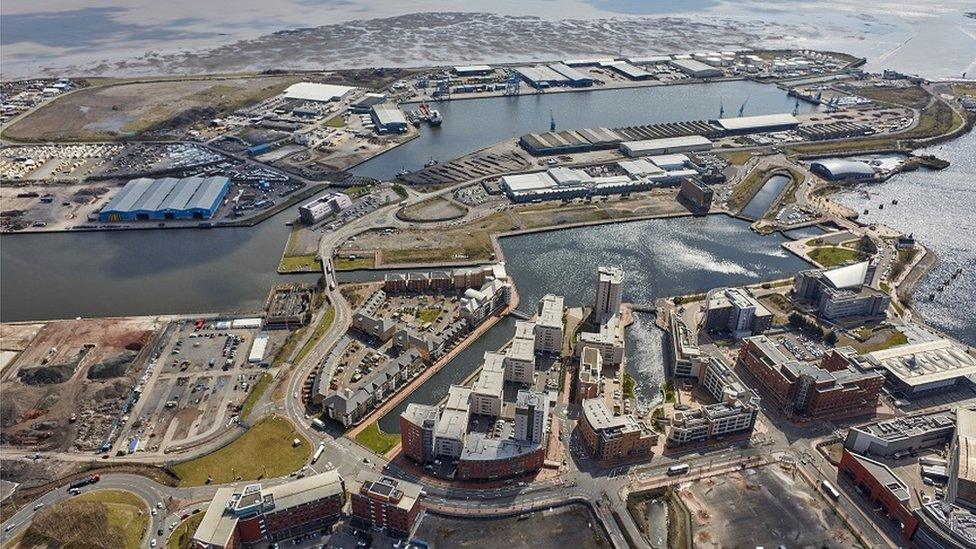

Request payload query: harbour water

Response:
[1,80,810,322]
[377,215,809,433]
[740,174,790,220]
[833,130,976,345]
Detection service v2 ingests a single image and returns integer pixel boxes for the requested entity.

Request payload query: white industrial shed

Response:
[283,82,356,102]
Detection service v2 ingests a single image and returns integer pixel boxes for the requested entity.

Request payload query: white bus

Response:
[820,480,840,500]
[667,464,690,476]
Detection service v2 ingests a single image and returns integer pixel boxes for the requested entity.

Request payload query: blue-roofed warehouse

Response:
[99,176,231,222]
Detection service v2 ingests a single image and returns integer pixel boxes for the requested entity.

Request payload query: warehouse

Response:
[602,61,654,80]
[453,65,493,76]
[547,63,595,87]
[669,59,724,78]
[809,159,876,181]
[299,192,352,224]
[515,66,569,88]
[370,103,408,134]
[349,93,386,114]
[99,176,230,222]
[283,82,356,102]
[620,135,712,157]
[714,113,800,135]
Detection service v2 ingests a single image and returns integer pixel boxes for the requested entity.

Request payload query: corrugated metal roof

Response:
[186,176,230,211]
[716,113,799,131]
[547,63,593,82]
[101,178,154,213]
[159,177,202,211]
[131,177,179,212]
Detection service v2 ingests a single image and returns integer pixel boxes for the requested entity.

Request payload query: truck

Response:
[667,464,689,476]
[68,475,100,490]
[310,418,326,431]
[820,480,840,500]
[312,442,325,464]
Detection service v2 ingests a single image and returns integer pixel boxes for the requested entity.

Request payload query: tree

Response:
[825,330,838,345]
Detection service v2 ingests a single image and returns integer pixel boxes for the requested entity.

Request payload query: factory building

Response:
[283,82,356,102]
[349,472,423,538]
[738,335,885,419]
[620,135,712,157]
[810,159,876,181]
[298,192,352,224]
[793,261,890,321]
[99,176,230,222]
[370,103,408,134]
[602,61,654,80]
[349,93,387,113]
[579,398,657,463]
[850,338,976,394]
[714,113,800,135]
[192,472,346,548]
[669,59,724,78]
[547,63,596,87]
[498,165,679,203]
[678,177,713,214]
[703,287,773,339]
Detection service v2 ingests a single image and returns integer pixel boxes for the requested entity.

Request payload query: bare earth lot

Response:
[414,505,611,549]
[3,76,299,142]
[679,465,857,548]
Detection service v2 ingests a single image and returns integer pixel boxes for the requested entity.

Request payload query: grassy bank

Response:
[808,246,862,267]
[170,416,309,486]
[293,306,336,366]
[167,514,204,549]
[240,372,272,419]
[18,489,150,549]
[355,422,399,454]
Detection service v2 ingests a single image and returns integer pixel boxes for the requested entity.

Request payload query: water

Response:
[740,174,790,220]
[1,80,805,322]
[376,215,810,433]
[351,80,814,178]
[833,129,976,345]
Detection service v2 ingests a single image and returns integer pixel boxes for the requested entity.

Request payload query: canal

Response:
[0,79,815,322]
[740,173,790,219]
[376,214,810,433]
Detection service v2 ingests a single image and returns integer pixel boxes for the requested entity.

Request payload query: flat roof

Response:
[460,432,541,461]
[621,135,712,152]
[670,58,722,74]
[283,82,356,102]
[715,113,800,131]
[582,398,629,431]
[352,471,422,511]
[454,64,492,72]
[501,171,556,193]
[266,470,344,510]
[507,337,535,363]
[850,452,910,503]
[867,339,976,387]
[538,294,564,328]
[193,487,238,547]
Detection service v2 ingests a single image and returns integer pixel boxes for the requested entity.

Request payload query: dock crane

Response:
[738,98,749,117]
[719,98,725,118]
[550,110,556,132]
[792,97,800,116]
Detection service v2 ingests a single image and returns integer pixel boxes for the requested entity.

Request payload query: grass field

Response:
[325,115,347,128]
[808,246,863,267]
[17,489,150,549]
[171,416,310,486]
[719,150,755,166]
[355,422,400,454]
[293,306,336,366]
[839,329,908,353]
[728,168,776,212]
[417,307,441,324]
[278,254,320,273]
[240,372,272,419]
[335,256,376,270]
[167,514,204,549]
[3,76,299,142]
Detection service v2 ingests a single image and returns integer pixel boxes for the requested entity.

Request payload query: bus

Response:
[820,480,840,500]
[667,464,689,476]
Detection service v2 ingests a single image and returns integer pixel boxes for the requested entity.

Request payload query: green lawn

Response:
[171,416,310,486]
[355,422,400,454]
[325,115,346,127]
[808,246,863,267]
[719,150,755,166]
[294,306,336,366]
[240,372,272,420]
[278,254,320,273]
[76,490,149,549]
[416,307,441,324]
[334,256,375,270]
[167,513,204,549]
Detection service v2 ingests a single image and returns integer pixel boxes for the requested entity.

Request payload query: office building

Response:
[704,287,773,339]
[298,192,352,224]
[738,335,884,419]
[514,390,549,444]
[577,346,604,404]
[579,398,657,463]
[349,472,423,538]
[839,449,918,540]
[193,471,345,548]
[535,294,565,354]
[845,409,960,458]
[594,266,624,323]
[99,176,230,222]
[793,261,890,321]
[668,357,760,445]
[400,403,438,464]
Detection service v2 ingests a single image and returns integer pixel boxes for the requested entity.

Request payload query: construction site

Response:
[0,317,161,453]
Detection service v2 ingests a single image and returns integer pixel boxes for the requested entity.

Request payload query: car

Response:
[150,540,157,548]
[158,529,164,536]
[33,503,44,511]
[156,502,163,509]
[171,521,178,530]
[4,523,16,532]
[151,509,157,516]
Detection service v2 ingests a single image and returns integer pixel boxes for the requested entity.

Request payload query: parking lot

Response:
[771,331,828,362]
[118,320,269,455]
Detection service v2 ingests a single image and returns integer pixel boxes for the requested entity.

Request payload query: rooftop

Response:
[537,294,564,329]
[715,113,800,131]
[283,82,356,102]
[460,432,541,461]
[865,339,976,387]
[849,452,911,503]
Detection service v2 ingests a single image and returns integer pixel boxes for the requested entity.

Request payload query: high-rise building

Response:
[594,266,624,324]
[514,390,549,444]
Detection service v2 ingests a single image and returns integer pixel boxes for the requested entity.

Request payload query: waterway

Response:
[0,79,812,322]
[375,214,810,433]
[740,174,790,220]
[833,129,976,345]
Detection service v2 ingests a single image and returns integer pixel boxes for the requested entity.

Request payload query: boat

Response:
[424,157,438,168]
[892,199,898,205]
[879,203,884,210]
[396,167,410,177]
